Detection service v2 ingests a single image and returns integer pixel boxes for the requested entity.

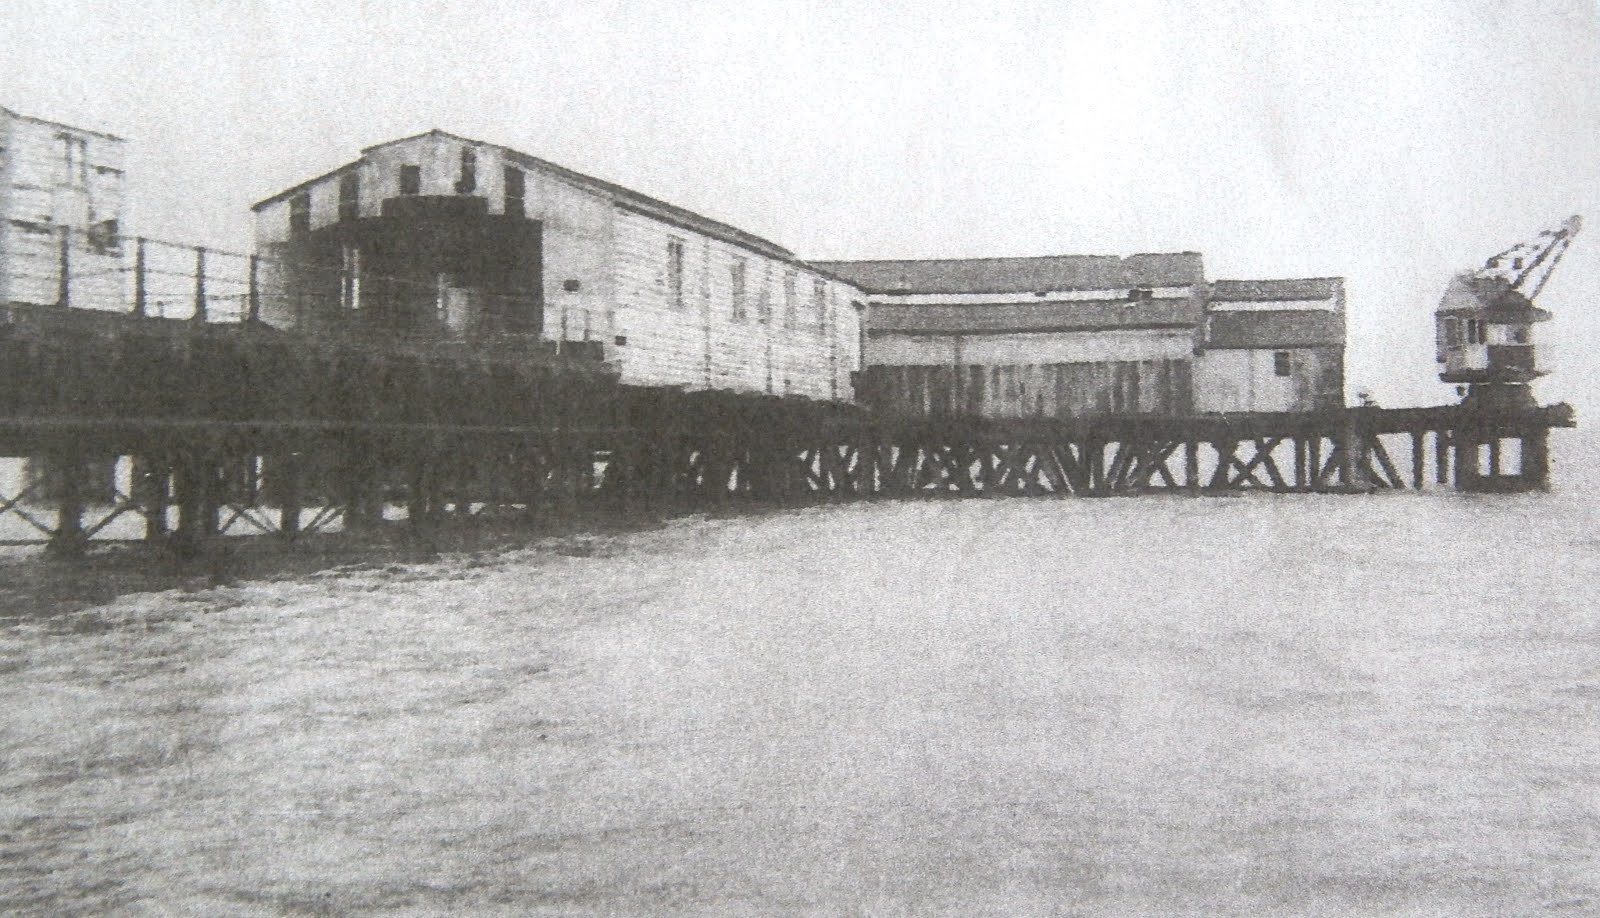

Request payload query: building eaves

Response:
[253,128,800,262]
[1209,277,1343,301]
[0,106,125,142]
[812,253,1206,295]
[251,161,361,212]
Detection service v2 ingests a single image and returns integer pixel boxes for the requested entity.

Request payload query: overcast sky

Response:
[5,0,1598,407]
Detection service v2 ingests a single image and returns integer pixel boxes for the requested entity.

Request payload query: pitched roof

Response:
[0,106,125,141]
[251,129,796,261]
[1209,278,1342,301]
[810,253,1205,295]
[868,300,1202,335]
[1205,310,1346,349]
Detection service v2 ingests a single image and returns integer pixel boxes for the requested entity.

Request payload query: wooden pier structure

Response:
[0,299,1576,556]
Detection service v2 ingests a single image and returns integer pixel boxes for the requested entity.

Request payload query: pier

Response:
[0,295,1575,556]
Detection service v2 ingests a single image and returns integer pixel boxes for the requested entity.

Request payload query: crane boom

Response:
[1436,215,1582,407]
[1476,215,1582,302]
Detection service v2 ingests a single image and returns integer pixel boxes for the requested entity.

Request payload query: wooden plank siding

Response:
[610,209,858,399]
[1,108,127,311]
[252,130,863,404]
[1192,347,1343,413]
[860,359,1193,419]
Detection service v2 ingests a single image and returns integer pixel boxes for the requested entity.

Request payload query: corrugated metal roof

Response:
[813,253,1206,295]
[1209,277,1343,301]
[868,299,1201,335]
[1205,311,1345,349]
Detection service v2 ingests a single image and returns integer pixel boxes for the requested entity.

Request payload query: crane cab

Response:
[1435,272,1549,385]
[1436,216,1579,411]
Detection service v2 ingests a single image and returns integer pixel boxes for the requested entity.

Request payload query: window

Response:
[757,268,772,324]
[88,218,120,255]
[730,257,747,320]
[1127,288,1154,304]
[60,134,88,189]
[340,244,361,310]
[289,193,311,238]
[1466,318,1486,345]
[783,271,798,328]
[338,172,359,222]
[812,279,828,333]
[667,238,686,309]
[1273,350,1292,377]
[399,164,421,196]
[456,149,476,194]
[504,166,525,217]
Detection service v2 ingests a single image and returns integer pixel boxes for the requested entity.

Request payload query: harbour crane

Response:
[1436,215,1581,410]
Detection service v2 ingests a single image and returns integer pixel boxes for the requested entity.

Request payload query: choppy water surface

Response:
[2,433,1597,916]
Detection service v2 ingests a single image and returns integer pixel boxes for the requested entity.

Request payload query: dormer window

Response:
[399,164,421,196]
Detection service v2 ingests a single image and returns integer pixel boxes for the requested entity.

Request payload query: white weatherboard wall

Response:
[252,131,864,402]
[1194,348,1339,413]
[867,328,1193,366]
[611,209,860,400]
[0,110,126,310]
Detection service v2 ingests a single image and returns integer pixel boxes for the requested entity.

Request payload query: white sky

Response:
[5,0,1598,407]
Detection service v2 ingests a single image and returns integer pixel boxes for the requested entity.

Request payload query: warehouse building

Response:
[252,128,1345,417]
[819,255,1345,417]
[252,130,864,402]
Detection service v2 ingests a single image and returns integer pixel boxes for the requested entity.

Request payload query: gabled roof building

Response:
[251,130,862,401]
[251,128,1346,415]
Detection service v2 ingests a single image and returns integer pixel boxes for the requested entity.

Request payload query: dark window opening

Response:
[1273,350,1292,377]
[1128,288,1154,303]
[338,172,359,222]
[60,134,88,189]
[399,164,421,196]
[504,166,525,217]
[456,149,477,194]
[730,258,747,320]
[757,270,772,324]
[289,193,311,238]
[667,238,686,309]
[783,271,797,328]
[88,218,120,254]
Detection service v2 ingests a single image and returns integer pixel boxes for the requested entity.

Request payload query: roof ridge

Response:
[1,105,126,141]
[255,128,797,261]
[815,252,1196,266]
